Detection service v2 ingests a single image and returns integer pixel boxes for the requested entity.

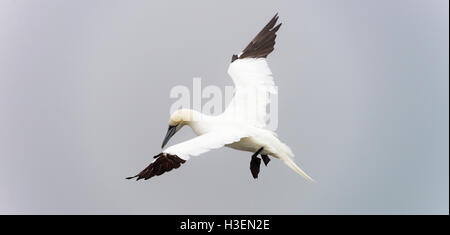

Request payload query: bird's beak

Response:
[161,125,177,149]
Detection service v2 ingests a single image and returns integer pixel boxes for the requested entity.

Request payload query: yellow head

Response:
[161,109,195,149]
[168,109,194,126]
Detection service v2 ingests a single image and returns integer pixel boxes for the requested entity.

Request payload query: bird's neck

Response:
[181,109,213,136]
[179,109,212,124]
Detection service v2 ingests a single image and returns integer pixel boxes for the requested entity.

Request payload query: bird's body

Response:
[127,14,313,182]
[174,109,279,156]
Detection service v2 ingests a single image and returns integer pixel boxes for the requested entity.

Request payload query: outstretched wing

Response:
[127,129,248,180]
[223,14,281,128]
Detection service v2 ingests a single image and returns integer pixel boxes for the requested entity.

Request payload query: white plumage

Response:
[224,58,277,128]
[127,14,313,182]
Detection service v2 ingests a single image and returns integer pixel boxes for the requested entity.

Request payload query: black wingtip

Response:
[236,14,282,61]
[127,153,186,181]
[272,23,282,33]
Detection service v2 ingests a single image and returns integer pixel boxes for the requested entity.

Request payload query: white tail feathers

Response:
[270,137,313,182]
[283,157,314,182]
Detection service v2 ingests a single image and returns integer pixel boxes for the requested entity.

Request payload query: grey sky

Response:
[0,0,448,214]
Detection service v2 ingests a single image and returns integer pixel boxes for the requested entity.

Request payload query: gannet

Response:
[127,14,313,181]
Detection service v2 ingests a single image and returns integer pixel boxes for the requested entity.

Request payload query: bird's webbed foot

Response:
[261,154,270,166]
[250,147,264,179]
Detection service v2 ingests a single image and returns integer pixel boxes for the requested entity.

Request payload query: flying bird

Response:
[127,14,313,181]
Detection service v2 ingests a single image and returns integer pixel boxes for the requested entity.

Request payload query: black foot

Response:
[250,147,264,179]
[261,155,270,166]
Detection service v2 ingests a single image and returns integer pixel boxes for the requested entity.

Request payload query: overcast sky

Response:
[0,0,448,214]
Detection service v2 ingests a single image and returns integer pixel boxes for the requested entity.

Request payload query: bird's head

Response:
[161,109,194,149]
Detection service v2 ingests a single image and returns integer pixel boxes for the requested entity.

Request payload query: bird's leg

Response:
[250,147,264,179]
[261,154,270,166]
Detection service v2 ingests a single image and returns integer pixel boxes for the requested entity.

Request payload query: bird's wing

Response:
[127,128,249,180]
[223,14,281,128]
[164,127,248,159]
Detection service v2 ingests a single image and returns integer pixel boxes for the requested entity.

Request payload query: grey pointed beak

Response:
[161,125,177,149]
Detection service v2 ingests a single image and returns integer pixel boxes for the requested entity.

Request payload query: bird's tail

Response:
[282,157,314,182]
[276,141,314,182]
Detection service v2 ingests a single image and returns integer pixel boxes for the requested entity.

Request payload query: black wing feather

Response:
[232,13,282,62]
[126,153,186,181]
